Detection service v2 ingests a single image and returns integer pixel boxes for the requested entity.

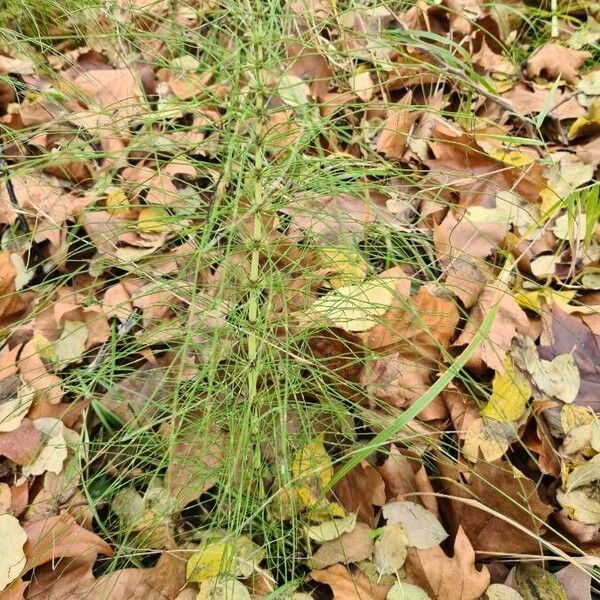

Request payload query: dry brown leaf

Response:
[503,84,585,120]
[165,427,225,509]
[311,564,391,600]
[454,278,529,372]
[0,418,44,465]
[425,129,545,207]
[376,92,419,159]
[405,526,490,600]
[441,459,552,554]
[524,44,591,84]
[23,513,112,572]
[308,522,373,569]
[333,461,386,526]
[539,305,600,410]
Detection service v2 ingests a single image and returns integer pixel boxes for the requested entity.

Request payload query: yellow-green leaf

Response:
[481,359,531,423]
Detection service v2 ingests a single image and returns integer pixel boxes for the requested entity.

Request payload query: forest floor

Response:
[0,0,600,598]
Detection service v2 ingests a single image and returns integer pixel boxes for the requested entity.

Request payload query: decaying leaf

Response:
[515,564,568,600]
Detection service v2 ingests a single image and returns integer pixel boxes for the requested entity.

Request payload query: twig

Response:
[87,309,140,373]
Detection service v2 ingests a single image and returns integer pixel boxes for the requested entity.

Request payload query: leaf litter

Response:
[0,0,599,598]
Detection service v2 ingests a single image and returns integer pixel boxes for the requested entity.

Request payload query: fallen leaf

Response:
[405,526,490,600]
[333,460,386,526]
[307,513,358,543]
[22,417,78,478]
[515,564,567,600]
[554,564,592,600]
[557,488,600,524]
[309,522,373,569]
[388,581,432,600]
[53,320,89,365]
[382,501,448,549]
[0,383,34,433]
[377,92,419,159]
[197,578,251,600]
[442,460,552,554]
[0,514,27,592]
[373,523,409,574]
[307,279,395,332]
[463,418,513,462]
[524,44,591,84]
[481,359,532,422]
[23,513,112,571]
[311,564,390,600]
[485,583,524,599]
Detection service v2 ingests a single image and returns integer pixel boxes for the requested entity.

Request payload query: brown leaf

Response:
[71,68,147,120]
[309,522,373,569]
[165,427,225,509]
[440,459,552,554]
[0,252,27,320]
[26,549,186,600]
[0,418,43,465]
[376,92,419,159]
[311,564,390,600]
[524,44,591,84]
[503,84,585,120]
[405,526,490,600]
[18,339,63,404]
[539,305,600,410]
[23,513,112,572]
[425,128,545,206]
[333,461,386,526]
[453,278,530,372]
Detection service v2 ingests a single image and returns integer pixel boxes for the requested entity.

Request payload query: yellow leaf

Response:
[319,247,369,289]
[138,206,169,233]
[513,288,576,314]
[106,187,130,216]
[489,149,536,167]
[187,542,234,582]
[292,435,333,504]
[481,359,531,423]
[463,418,513,462]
